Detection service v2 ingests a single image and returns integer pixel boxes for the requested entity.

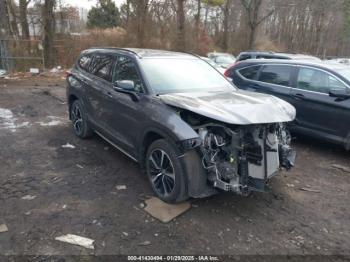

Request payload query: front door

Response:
[106,55,146,156]
[255,64,296,105]
[290,66,350,140]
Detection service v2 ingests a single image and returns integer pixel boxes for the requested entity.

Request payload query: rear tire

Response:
[146,139,189,203]
[70,100,93,139]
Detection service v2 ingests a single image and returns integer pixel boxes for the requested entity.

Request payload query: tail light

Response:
[232,61,241,67]
[224,61,241,77]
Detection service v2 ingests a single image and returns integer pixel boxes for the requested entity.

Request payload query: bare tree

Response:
[240,0,273,49]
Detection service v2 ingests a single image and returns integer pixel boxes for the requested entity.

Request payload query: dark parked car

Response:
[236,51,321,62]
[67,48,295,203]
[225,59,350,149]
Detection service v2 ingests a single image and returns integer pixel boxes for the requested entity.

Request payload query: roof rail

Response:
[89,47,142,58]
[181,51,202,59]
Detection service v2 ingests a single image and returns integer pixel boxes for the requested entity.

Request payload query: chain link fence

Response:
[0,38,79,72]
[0,39,45,72]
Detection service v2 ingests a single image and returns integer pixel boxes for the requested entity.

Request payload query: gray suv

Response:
[67,48,296,203]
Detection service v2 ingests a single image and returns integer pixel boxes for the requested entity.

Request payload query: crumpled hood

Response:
[159,90,296,125]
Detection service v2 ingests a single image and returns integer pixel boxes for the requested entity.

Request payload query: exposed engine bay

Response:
[180,110,296,195]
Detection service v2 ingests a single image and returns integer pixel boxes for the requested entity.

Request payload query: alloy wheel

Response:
[148,149,175,197]
[71,103,83,135]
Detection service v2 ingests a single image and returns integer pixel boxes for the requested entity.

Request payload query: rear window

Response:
[259,65,293,86]
[78,55,92,72]
[238,65,261,80]
[90,54,114,82]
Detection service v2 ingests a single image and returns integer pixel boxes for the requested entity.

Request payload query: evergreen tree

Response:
[87,0,120,29]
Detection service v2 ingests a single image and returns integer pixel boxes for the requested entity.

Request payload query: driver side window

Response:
[112,56,143,93]
[297,67,347,94]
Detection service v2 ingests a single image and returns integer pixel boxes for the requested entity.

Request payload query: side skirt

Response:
[94,130,139,163]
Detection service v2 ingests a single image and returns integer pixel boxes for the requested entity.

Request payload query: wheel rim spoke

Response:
[152,172,162,184]
[74,119,82,133]
[149,155,161,170]
[164,171,175,181]
[72,105,83,134]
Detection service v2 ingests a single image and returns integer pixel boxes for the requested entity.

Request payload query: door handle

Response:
[106,91,113,98]
[292,93,305,100]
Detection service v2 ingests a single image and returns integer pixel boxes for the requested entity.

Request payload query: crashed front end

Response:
[160,91,296,196]
[195,123,295,194]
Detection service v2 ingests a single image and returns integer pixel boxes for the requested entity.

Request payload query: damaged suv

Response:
[67,48,296,203]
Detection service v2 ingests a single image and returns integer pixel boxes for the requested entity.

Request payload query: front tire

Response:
[146,139,189,203]
[70,100,93,139]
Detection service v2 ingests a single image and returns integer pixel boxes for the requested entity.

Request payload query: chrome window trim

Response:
[295,65,350,94]
[237,63,350,96]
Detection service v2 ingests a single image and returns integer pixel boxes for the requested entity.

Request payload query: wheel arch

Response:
[140,128,215,199]
[139,128,174,165]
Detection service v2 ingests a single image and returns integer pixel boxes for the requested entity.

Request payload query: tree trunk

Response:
[248,26,256,49]
[0,0,13,71]
[126,0,131,27]
[195,0,201,41]
[204,4,209,30]
[43,0,55,68]
[240,0,272,50]
[19,0,30,39]
[176,0,186,51]
[136,0,149,48]
[6,0,20,39]
[222,0,230,51]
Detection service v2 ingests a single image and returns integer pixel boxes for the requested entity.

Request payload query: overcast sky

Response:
[67,0,125,9]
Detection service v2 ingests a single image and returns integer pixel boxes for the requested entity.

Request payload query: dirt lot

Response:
[0,76,350,259]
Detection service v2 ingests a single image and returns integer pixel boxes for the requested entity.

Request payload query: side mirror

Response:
[115,80,135,91]
[113,80,140,102]
[329,88,350,99]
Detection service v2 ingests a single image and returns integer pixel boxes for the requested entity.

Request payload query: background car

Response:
[200,56,226,74]
[207,52,236,69]
[225,59,350,149]
[325,58,350,66]
[236,51,322,62]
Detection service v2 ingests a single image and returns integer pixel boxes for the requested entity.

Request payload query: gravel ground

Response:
[0,77,349,260]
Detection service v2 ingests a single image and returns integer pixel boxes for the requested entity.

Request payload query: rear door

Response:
[74,54,96,118]
[290,66,350,140]
[253,64,295,104]
[84,53,116,133]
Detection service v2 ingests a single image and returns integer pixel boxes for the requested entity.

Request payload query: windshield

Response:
[215,55,235,64]
[140,58,235,94]
[202,57,217,67]
[338,68,350,82]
